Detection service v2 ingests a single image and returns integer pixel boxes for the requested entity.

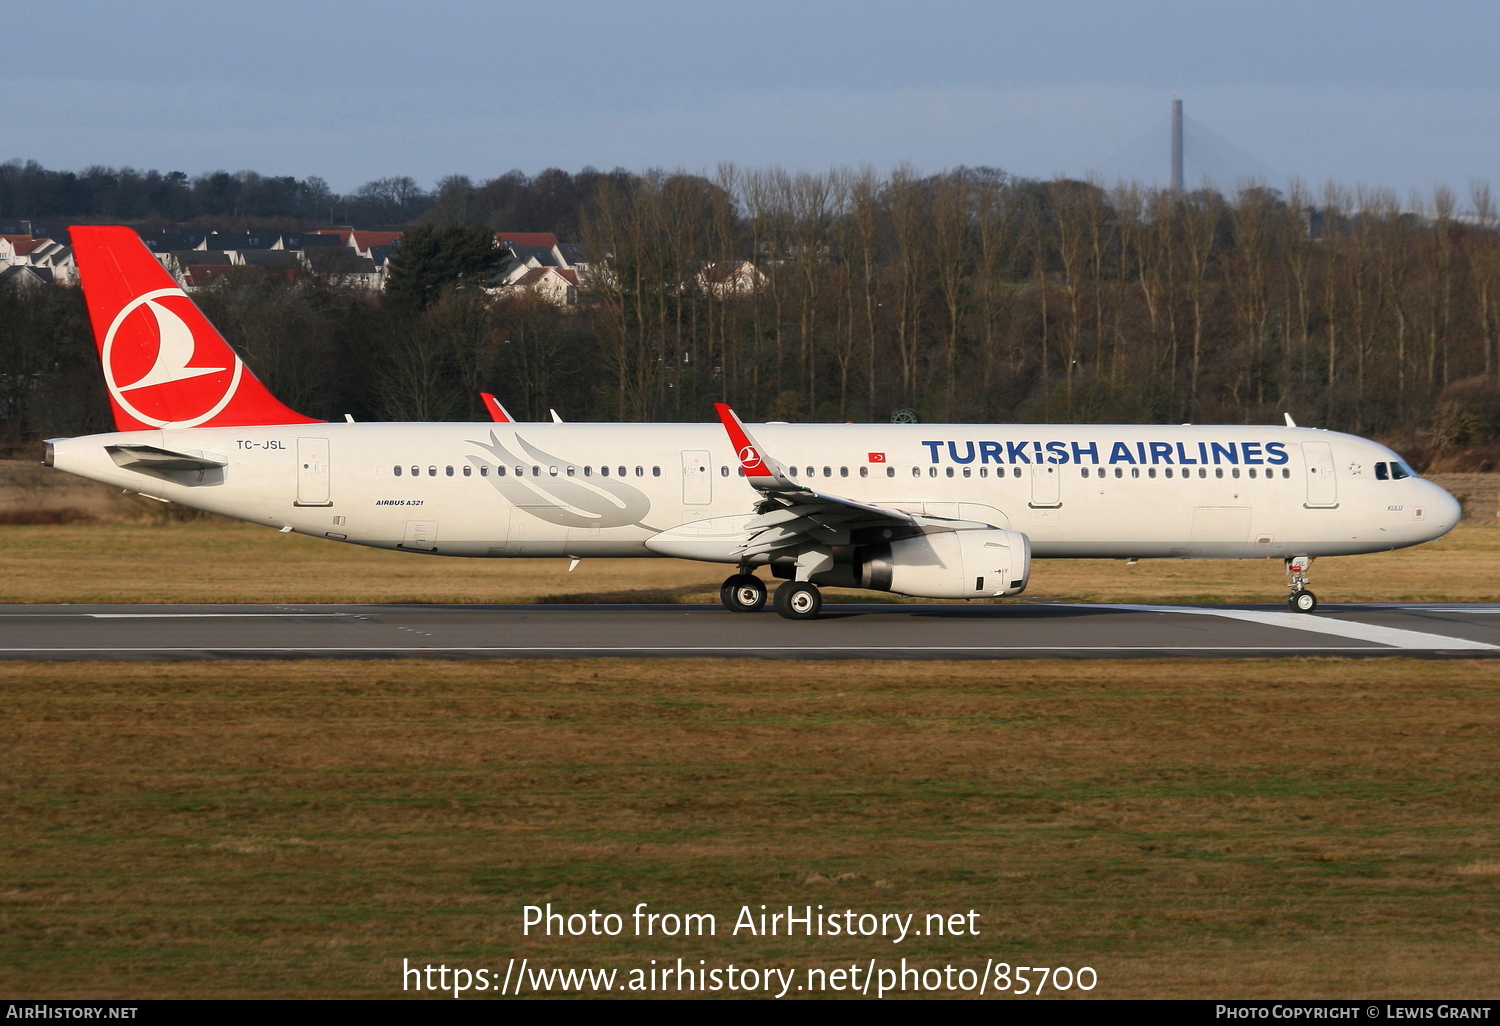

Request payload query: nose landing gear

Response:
[1286,556,1317,613]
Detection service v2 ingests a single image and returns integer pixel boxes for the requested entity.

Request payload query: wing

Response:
[714,403,920,559]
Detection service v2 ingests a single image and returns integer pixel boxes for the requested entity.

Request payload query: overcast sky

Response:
[7,0,1500,199]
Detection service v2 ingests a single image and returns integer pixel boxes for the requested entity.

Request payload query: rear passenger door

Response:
[681,450,712,505]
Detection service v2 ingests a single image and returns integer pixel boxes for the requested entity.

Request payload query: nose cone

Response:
[1423,479,1462,539]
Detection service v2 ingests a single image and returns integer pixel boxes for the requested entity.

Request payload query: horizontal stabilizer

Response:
[105,444,228,473]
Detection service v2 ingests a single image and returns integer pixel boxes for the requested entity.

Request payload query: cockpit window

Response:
[1391,462,1411,480]
[1375,462,1389,480]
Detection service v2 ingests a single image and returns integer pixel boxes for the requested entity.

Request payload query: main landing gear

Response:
[773,581,822,620]
[720,573,767,613]
[719,572,823,619]
[1286,555,1317,613]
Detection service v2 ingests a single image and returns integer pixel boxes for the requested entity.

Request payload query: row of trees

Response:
[5,164,1500,467]
[0,161,616,230]
[574,166,1500,457]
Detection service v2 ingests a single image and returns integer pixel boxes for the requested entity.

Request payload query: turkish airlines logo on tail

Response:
[102,288,244,428]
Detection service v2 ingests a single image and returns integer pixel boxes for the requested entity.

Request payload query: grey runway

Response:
[0,601,1497,659]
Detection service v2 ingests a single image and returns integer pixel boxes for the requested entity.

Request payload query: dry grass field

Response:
[1,658,1498,999]
[0,519,1497,606]
[0,463,1495,606]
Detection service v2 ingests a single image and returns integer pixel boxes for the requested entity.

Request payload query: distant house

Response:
[318,229,404,259]
[303,247,382,291]
[195,232,272,251]
[226,249,306,274]
[492,232,595,290]
[696,260,766,296]
[494,266,580,306]
[0,233,76,284]
[0,264,55,289]
[159,251,231,288]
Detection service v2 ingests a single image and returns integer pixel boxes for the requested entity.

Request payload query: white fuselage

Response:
[48,421,1459,562]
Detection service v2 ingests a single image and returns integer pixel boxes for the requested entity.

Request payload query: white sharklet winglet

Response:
[480,392,515,423]
[714,402,801,492]
[714,402,914,557]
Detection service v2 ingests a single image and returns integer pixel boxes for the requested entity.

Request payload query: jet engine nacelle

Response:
[857,528,1030,599]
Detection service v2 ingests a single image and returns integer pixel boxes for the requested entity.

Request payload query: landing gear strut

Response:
[1285,556,1317,613]
[720,573,767,613]
[773,580,822,620]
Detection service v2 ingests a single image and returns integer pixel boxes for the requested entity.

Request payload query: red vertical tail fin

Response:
[71,226,319,430]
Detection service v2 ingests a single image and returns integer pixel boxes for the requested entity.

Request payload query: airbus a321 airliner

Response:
[45,227,1460,619]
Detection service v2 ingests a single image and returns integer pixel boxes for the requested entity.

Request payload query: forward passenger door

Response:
[1301,442,1338,507]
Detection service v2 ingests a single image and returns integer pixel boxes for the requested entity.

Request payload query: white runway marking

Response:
[84,613,351,619]
[1093,605,1500,651]
[0,645,1431,654]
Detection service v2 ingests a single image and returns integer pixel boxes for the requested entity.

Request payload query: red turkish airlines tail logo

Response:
[72,226,319,431]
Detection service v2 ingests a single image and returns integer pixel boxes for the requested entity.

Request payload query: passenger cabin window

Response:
[721,466,729,476]
[411,466,419,477]
[428,466,437,477]
[619,467,627,477]
[481,466,489,476]
[1215,468,1224,479]
[1013,467,1022,478]
[463,465,472,477]
[840,467,848,477]
[945,467,954,478]
[635,467,644,477]
[600,466,609,476]
[789,466,798,477]
[859,466,868,478]
[446,466,454,476]
[394,465,402,476]
[652,466,661,477]
[886,467,895,478]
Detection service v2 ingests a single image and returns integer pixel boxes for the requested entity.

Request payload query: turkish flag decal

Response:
[868,452,886,463]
